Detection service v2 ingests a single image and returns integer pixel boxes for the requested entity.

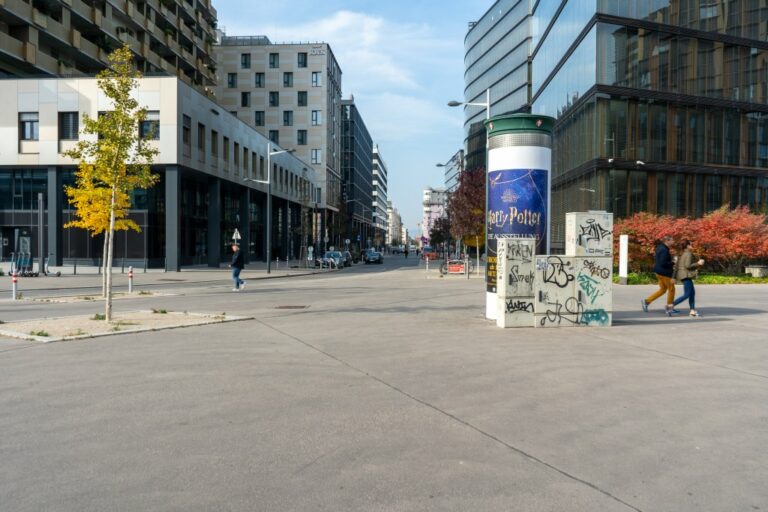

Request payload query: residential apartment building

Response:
[463,0,530,170]
[466,0,768,249]
[0,76,317,269]
[212,35,343,243]
[442,148,464,193]
[386,201,402,246]
[421,187,447,246]
[371,144,389,246]
[341,96,373,250]
[0,0,217,93]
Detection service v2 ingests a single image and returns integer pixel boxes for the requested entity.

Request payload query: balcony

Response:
[0,31,24,61]
[31,8,48,28]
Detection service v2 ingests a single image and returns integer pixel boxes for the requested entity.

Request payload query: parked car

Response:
[364,250,383,264]
[422,246,439,260]
[341,251,353,267]
[321,251,344,268]
[391,245,403,254]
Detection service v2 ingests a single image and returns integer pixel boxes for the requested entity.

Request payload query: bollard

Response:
[74,259,77,275]
[466,257,470,279]
[121,258,125,274]
[128,266,134,294]
[426,257,429,278]
[143,258,147,273]
[11,271,18,300]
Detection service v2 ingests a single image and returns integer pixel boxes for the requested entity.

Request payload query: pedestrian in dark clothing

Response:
[229,243,246,291]
[670,239,705,317]
[404,248,409,258]
[641,235,676,313]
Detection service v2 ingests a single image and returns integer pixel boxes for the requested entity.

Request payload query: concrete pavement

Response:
[1,258,766,511]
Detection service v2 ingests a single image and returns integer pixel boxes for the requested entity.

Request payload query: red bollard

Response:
[12,271,18,300]
[128,266,134,294]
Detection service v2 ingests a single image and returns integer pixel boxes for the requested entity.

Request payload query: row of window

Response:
[240,52,308,70]
[227,71,323,88]
[252,109,323,127]
[18,112,160,143]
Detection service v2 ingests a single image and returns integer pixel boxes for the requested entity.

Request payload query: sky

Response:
[216,1,491,236]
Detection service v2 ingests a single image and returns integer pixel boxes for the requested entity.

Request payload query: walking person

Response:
[669,239,705,317]
[404,247,409,258]
[229,243,246,291]
[641,235,677,314]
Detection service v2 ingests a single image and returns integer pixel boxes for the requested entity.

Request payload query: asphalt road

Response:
[1,257,767,511]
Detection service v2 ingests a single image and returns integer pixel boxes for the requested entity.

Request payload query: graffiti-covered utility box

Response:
[565,211,613,257]
[496,238,536,328]
[533,256,612,328]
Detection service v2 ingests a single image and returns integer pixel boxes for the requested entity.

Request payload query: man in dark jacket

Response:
[229,243,246,291]
[641,235,676,313]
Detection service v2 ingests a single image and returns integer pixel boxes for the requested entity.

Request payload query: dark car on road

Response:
[363,250,383,264]
[341,251,353,267]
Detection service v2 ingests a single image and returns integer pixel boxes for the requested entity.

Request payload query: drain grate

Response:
[275,305,308,310]
[158,278,185,282]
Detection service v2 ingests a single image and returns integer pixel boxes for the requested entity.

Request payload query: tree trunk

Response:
[101,231,109,298]
[105,186,117,322]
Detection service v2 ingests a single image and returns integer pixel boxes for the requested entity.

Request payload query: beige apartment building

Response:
[212,35,343,241]
[0,0,217,93]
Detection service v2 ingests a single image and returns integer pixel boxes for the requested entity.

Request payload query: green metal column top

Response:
[484,114,555,137]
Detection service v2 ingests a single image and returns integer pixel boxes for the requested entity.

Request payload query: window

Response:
[297,130,308,145]
[211,129,218,157]
[298,52,307,68]
[240,53,251,69]
[223,137,230,164]
[269,91,279,107]
[283,111,293,126]
[283,72,293,87]
[269,52,279,68]
[243,147,249,173]
[298,91,307,107]
[234,142,240,170]
[227,73,237,88]
[311,110,322,126]
[182,115,191,145]
[241,91,250,107]
[139,110,160,140]
[254,72,264,88]
[311,148,321,164]
[311,71,322,87]
[58,112,78,140]
[197,123,205,151]
[19,112,39,140]
[269,130,279,145]
[254,111,265,126]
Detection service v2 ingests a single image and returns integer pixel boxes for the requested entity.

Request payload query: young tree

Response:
[429,217,451,247]
[65,45,158,322]
[447,167,485,252]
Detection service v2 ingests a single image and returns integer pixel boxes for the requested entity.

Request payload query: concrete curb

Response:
[0,311,254,343]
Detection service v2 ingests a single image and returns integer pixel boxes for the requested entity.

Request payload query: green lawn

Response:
[613,272,768,285]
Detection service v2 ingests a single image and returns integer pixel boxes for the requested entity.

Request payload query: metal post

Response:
[74,259,77,275]
[11,272,18,300]
[466,256,470,279]
[128,265,133,294]
[266,143,272,274]
[38,192,44,275]
[143,258,147,273]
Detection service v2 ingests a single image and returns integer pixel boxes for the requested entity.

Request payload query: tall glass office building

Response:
[464,0,531,170]
[530,1,768,247]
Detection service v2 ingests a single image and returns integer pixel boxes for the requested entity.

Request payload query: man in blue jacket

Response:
[641,235,676,313]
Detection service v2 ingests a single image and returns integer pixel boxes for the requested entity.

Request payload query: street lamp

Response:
[447,89,490,281]
[243,142,295,274]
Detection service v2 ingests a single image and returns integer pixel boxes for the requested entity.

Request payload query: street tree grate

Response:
[275,305,308,309]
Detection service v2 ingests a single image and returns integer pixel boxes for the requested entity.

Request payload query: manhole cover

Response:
[275,305,308,309]
[158,278,185,282]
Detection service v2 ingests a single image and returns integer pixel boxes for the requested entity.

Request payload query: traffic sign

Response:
[232,229,241,240]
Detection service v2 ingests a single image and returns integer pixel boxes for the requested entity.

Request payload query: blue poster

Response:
[486,168,548,292]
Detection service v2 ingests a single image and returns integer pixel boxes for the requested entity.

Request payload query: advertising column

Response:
[483,114,554,320]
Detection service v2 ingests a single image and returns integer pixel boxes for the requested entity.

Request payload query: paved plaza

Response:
[1,258,767,511]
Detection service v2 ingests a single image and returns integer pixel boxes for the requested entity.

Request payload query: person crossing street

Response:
[229,243,246,291]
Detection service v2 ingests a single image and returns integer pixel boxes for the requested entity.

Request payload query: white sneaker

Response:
[232,288,239,291]
[240,281,246,289]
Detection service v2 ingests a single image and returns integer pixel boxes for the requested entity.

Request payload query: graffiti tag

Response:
[506,299,534,314]
[542,256,574,288]
[577,273,605,304]
[582,259,611,279]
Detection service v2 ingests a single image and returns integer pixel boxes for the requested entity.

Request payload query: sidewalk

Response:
[0,259,328,294]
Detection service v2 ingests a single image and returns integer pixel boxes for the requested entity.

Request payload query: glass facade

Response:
[463,0,531,170]
[527,0,768,248]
